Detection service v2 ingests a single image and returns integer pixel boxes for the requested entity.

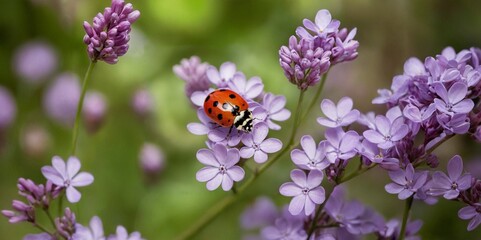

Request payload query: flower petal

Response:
[290,169,307,187]
[221,175,234,191]
[288,195,306,215]
[52,156,67,180]
[66,186,81,203]
[309,187,326,204]
[301,135,317,159]
[71,172,94,187]
[41,166,64,186]
[254,151,268,163]
[447,155,463,180]
[253,122,269,144]
[239,147,255,159]
[196,149,219,167]
[206,174,223,191]
[260,138,282,153]
[66,156,81,180]
[307,170,323,189]
[227,166,245,182]
[279,182,302,197]
[196,167,219,182]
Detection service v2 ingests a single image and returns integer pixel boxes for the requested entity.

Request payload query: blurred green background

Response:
[1,0,481,239]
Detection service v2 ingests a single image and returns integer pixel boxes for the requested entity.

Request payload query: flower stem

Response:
[175,91,306,240]
[33,223,54,236]
[306,184,335,239]
[399,196,414,240]
[338,163,378,184]
[43,208,56,229]
[70,61,96,156]
[300,72,329,125]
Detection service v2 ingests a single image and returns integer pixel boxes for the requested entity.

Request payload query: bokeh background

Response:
[1,0,481,239]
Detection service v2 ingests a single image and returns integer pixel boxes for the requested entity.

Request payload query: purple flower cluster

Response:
[83,0,140,64]
[241,191,422,239]
[175,59,289,191]
[74,216,144,240]
[279,9,359,90]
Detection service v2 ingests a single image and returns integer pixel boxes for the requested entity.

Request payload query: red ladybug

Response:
[203,89,253,132]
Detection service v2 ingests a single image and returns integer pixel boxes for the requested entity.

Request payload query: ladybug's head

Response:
[234,109,253,132]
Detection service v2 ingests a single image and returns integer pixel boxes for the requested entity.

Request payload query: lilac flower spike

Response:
[427,155,471,199]
[385,164,428,200]
[173,56,210,98]
[458,204,481,231]
[240,123,282,163]
[279,169,326,215]
[317,97,360,128]
[363,115,409,149]
[433,82,474,115]
[73,216,105,240]
[83,0,140,64]
[41,156,94,203]
[291,135,330,171]
[196,144,245,191]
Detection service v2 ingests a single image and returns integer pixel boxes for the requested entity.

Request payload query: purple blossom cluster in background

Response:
[175,57,290,191]
[279,9,359,90]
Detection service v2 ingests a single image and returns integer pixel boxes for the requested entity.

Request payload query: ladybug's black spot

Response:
[217,114,223,120]
[229,94,236,99]
[204,95,210,102]
[228,119,231,122]
[219,89,226,92]
[213,101,219,107]
[242,103,245,107]
[208,108,212,114]
[222,103,229,110]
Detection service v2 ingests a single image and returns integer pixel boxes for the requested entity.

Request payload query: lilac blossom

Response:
[385,164,428,200]
[173,56,210,98]
[195,144,245,191]
[240,197,278,230]
[323,127,359,163]
[13,41,57,83]
[56,208,76,239]
[279,35,331,90]
[403,104,436,123]
[317,97,360,128]
[240,123,282,163]
[257,93,291,130]
[427,155,471,199]
[206,62,237,87]
[331,28,359,64]
[131,88,154,118]
[363,115,409,149]
[433,82,474,115]
[107,226,144,240]
[41,156,94,203]
[73,216,105,240]
[299,9,340,38]
[357,140,399,170]
[139,143,165,176]
[260,218,306,240]
[83,91,108,133]
[458,204,481,231]
[227,73,263,100]
[290,135,330,171]
[1,200,35,223]
[436,113,470,135]
[0,86,16,129]
[279,169,326,215]
[23,233,55,240]
[43,73,81,126]
[83,0,140,64]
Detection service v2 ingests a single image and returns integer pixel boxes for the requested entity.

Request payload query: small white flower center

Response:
[301,187,310,195]
[218,165,227,174]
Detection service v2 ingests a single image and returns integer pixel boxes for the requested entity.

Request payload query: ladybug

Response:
[203,89,253,132]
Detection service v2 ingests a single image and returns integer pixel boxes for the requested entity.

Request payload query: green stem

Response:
[175,91,306,240]
[300,72,329,125]
[43,208,56,229]
[338,163,378,184]
[399,196,414,240]
[33,223,54,236]
[306,184,335,239]
[70,61,96,156]
[58,191,64,217]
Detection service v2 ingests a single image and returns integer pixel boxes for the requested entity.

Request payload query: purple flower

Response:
[43,73,81,126]
[41,156,94,203]
[358,140,399,170]
[139,143,165,176]
[227,73,264,100]
[317,97,360,128]
[323,127,359,163]
[279,169,326,215]
[240,123,282,163]
[195,144,245,191]
[131,88,154,118]
[173,56,210,99]
[363,115,409,149]
[1,200,35,223]
[403,104,436,123]
[427,155,471,199]
[240,197,278,230]
[331,28,359,64]
[16,178,60,208]
[279,35,331,90]
[56,208,76,239]
[291,135,330,171]
[83,0,140,64]
[297,9,340,38]
[0,86,16,129]
[258,93,291,130]
[260,218,306,240]
[83,91,108,133]
[433,82,474,116]
[458,204,481,231]
[73,216,105,240]
[385,164,428,200]
[436,113,470,135]
[13,41,57,83]
[23,233,55,240]
[206,62,237,88]
[107,226,144,240]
